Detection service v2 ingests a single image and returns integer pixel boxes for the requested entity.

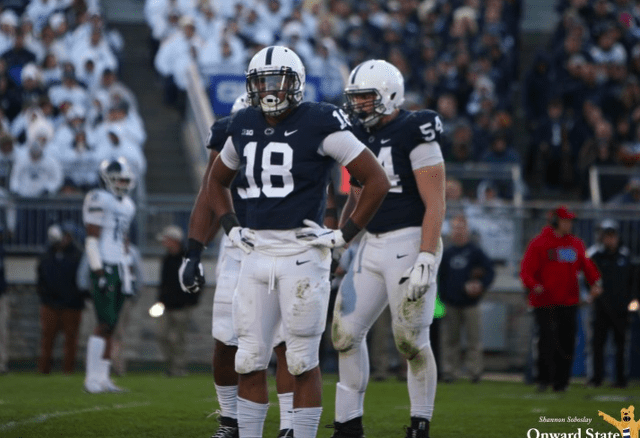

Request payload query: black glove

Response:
[179,256,204,293]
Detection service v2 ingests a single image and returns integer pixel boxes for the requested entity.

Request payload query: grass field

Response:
[0,372,637,438]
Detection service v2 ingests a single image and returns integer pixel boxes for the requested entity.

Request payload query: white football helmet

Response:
[344,59,405,128]
[99,157,135,198]
[246,45,305,116]
[231,92,250,114]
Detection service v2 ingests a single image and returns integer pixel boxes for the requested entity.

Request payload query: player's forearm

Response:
[420,195,445,253]
[338,189,358,229]
[187,191,217,245]
[348,172,390,228]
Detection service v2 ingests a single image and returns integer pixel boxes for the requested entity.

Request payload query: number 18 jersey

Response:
[220,102,363,230]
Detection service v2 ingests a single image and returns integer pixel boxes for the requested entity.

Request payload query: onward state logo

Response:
[526,406,640,438]
[599,406,640,438]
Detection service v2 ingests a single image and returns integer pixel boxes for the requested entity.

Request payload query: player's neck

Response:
[263,107,294,126]
[370,109,400,131]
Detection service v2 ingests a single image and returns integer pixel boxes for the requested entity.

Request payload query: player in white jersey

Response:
[82,157,136,394]
[181,46,390,438]
[329,60,446,438]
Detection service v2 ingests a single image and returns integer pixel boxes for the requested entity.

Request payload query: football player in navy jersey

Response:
[329,60,446,438]
[180,94,297,438]
[181,46,390,438]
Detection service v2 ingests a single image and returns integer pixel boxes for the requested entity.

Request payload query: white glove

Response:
[296,219,346,249]
[228,226,256,254]
[400,252,437,301]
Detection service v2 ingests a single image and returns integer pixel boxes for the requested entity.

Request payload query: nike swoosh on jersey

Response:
[396,254,408,259]
[284,130,298,136]
[296,260,311,266]
[381,138,391,144]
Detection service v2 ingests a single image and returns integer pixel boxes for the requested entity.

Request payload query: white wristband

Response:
[85,236,103,271]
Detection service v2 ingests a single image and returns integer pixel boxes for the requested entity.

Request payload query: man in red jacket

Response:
[520,206,602,392]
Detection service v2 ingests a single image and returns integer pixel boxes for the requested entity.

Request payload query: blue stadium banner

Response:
[208,74,322,117]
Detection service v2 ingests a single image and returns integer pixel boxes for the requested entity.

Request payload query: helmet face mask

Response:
[344,60,405,128]
[246,46,305,116]
[344,89,385,128]
[99,158,135,198]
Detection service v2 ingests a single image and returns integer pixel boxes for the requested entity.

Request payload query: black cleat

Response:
[277,429,294,437]
[404,417,430,438]
[327,417,365,438]
[211,416,239,438]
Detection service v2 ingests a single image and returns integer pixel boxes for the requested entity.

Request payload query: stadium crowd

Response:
[0,0,146,207]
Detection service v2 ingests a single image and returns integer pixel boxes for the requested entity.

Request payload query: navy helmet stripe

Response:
[350,63,364,84]
[265,46,275,65]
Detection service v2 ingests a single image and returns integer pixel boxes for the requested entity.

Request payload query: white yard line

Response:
[0,401,151,432]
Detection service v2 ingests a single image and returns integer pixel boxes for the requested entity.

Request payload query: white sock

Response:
[335,338,369,423]
[215,384,238,419]
[407,345,437,420]
[277,392,293,430]
[85,336,105,382]
[237,397,268,438]
[101,359,112,383]
[293,407,322,438]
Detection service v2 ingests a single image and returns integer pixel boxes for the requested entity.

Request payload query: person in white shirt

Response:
[48,68,89,112]
[9,142,63,198]
[154,15,205,94]
[82,157,136,393]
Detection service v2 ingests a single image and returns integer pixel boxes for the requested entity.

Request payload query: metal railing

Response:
[4,195,640,262]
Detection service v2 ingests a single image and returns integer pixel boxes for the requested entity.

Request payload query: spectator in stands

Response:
[589,219,639,388]
[479,130,521,165]
[439,213,495,383]
[9,142,63,197]
[523,52,553,133]
[58,130,101,194]
[520,206,602,392]
[48,67,88,113]
[156,225,199,377]
[37,223,85,374]
[446,122,476,163]
[18,63,46,110]
[1,28,37,72]
[96,129,146,180]
[25,0,59,34]
[305,38,347,104]
[154,15,205,106]
[530,98,573,190]
[96,99,146,150]
[97,68,138,112]
[193,1,225,42]
[0,73,22,121]
[0,133,16,190]
[0,10,18,57]
[41,53,62,87]
[71,25,119,80]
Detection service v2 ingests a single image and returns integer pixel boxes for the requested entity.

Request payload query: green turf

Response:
[0,372,637,437]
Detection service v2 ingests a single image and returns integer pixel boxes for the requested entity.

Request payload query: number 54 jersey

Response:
[351,109,444,234]
[220,102,363,230]
[82,189,136,264]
